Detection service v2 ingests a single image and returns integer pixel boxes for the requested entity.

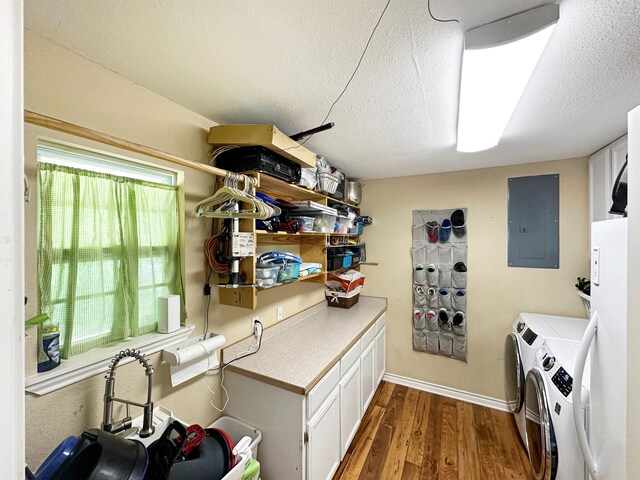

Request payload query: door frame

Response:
[0,0,25,475]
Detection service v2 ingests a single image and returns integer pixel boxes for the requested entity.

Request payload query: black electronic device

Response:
[522,328,538,346]
[552,367,573,397]
[215,146,302,184]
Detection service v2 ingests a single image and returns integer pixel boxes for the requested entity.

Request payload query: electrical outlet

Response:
[277,306,283,321]
[251,316,259,337]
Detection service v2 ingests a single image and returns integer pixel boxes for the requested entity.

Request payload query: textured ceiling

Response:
[25,0,640,179]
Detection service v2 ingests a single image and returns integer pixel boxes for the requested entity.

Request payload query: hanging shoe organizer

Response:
[411,208,468,361]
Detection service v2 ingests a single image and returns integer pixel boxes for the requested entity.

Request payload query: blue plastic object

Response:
[35,436,80,480]
[439,219,452,243]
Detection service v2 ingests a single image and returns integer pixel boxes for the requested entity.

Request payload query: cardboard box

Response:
[208,124,316,169]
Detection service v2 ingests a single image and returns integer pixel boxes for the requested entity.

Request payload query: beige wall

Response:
[360,158,590,401]
[23,30,324,467]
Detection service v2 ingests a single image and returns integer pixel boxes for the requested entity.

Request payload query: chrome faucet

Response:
[102,348,155,438]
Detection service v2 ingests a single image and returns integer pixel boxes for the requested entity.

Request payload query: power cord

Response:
[193,320,264,412]
[284,0,393,150]
[427,0,459,23]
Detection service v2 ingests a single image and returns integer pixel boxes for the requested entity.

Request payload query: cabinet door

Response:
[340,361,362,458]
[374,326,386,387]
[589,148,611,223]
[307,386,341,480]
[361,341,375,414]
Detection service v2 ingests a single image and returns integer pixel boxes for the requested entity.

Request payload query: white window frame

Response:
[28,140,190,394]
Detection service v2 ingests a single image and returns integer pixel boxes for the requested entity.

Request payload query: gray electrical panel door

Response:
[508,174,559,269]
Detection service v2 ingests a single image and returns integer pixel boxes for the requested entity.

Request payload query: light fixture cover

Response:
[457,4,559,153]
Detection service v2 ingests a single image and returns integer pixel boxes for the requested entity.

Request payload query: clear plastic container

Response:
[278,262,301,282]
[293,216,315,232]
[312,213,337,233]
[335,215,350,234]
[256,263,281,288]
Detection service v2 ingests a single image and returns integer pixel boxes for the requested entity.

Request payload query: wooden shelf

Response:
[256,271,327,290]
[216,171,362,310]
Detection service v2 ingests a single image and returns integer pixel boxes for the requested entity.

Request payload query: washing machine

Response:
[504,313,587,448]
[524,339,590,480]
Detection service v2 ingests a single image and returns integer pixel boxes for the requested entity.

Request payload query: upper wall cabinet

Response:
[589,135,628,222]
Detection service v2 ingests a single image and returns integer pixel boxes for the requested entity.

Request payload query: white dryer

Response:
[524,339,590,480]
[504,313,587,448]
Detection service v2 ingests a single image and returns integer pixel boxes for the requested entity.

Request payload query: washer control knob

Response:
[543,356,555,371]
[516,321,525,333]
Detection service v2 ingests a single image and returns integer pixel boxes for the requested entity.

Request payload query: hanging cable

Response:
[427,0,459,23]
[284,0,393,150]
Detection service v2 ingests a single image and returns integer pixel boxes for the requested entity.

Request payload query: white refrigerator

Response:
[573,218,627,480]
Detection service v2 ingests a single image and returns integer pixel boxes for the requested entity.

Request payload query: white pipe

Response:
[572,310,600,480]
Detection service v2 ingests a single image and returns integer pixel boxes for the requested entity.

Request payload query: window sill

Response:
[25,326,194,395]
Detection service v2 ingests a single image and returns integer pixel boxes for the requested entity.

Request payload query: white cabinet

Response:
[224,313,387,480]
[589,135,628,222]
[339,361,362,458]
[360,340,375,414]
[307,386,341,480]
[375,326,386,386]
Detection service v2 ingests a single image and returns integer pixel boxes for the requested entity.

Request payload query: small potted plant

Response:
[575,277,591,317]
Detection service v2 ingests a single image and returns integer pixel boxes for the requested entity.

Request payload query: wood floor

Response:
[333,381,534,480]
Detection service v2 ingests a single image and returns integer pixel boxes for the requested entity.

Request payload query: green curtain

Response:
[37,162,185,359]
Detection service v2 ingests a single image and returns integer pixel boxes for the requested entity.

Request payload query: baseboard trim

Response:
[382,373,510,412]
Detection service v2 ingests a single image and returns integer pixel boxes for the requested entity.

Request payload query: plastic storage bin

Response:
[335,215,350,234]
[293,216,314,232]
[312,213,337,233]
[255,263,281,288]
[208,416,263,461]
[278,262,301,282]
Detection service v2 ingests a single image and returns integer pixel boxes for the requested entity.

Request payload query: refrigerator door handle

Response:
[572,310,600,480]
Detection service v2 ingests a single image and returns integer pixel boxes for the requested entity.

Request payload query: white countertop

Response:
[222,296,387,394]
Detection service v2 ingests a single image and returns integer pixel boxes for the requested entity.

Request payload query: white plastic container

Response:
[209,416,263,461]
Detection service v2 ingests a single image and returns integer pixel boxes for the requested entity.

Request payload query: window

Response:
[37,143,185,358]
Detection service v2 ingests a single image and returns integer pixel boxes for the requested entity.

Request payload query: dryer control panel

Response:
[522,328,538,346]
[551,367,573,397]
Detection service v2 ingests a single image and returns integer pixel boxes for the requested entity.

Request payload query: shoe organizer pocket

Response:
[438,244,453,265]
[412,224,427,247]
[452,290,467,311]
[438,309,452,331]
[439,334,453,356]
[453,336,467,359]
[426,222,439,244]
[426,310,438,331]
[453,244,468,264]
[414,267,427,285]
[452,312,466,336]
[438,289,452,310]
[413,330,427,351]
[414,285,427,307]
[413,309,426,330]
[426,265,438,285]
[412,246,427,266]
[452,270,467,289]
[427,288,438,309]
[426,244,438,261]
[438,266,452,287]
[426,332,439,354]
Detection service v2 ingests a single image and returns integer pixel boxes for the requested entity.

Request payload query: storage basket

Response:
[326,286,362,309]
[326,270,365,293]
[317,171,340,195]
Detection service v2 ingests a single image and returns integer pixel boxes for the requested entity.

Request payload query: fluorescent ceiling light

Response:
[457,4,559,153]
